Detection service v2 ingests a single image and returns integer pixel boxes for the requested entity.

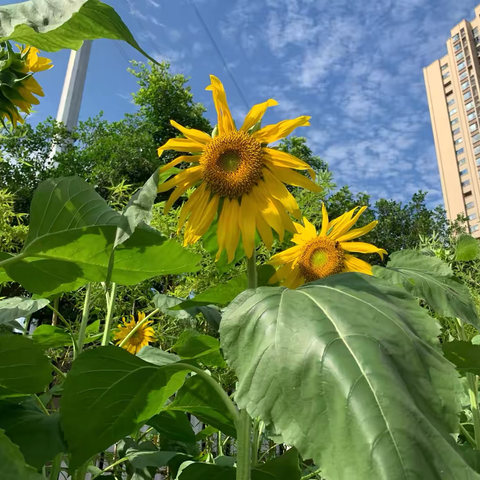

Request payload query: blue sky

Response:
[30,0,480,207]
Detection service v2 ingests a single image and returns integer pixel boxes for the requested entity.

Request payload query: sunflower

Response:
[114,312,155,355]
[157,75,321,262]
[0,44,52,127]
[268,204,387,289]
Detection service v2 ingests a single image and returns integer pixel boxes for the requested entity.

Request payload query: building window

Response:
[463,179,471,187]
[466,101,475,111]
[462,28,466,37]
[474,27,479,37]
[451,118,459,125]
[460,71,468,80]
[469,112,477,121]
[470,123,478,132]
[466,201,475,209]
[455,137,464,145]
[441,63,448,70]
[457,52,465,61]
[445,80,452,88]
[460,168,468,175]
[450,108,458,116]
[464,91,472,100]
[473,133,480,143]
[442,72,450,79]
[453,127,461,135]
[457,147,465,155]
[477,157,480,166]
[455,43,462,52]
[475,145,480,155]
[462,81,470,90]
[470,224,479,233]
[459,158,467,165]
[448,98,456,106]
[458,61,466,70]
[469,213,477,220]
[453,33,460,42]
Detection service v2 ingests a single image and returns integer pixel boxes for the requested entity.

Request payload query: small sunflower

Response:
[268,204,387,289]
[114,312,155,355]
[157,75,320,262]
[0,43,52,127]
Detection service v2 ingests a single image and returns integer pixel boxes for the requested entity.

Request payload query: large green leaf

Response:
[0,296,49,326]
[177,462,236,480]
[0,0,156,62]
[31,325,72,349]
[60,345,190,469]
[0,427,44,480]
[0,401,65,469]
[1,177,199,295]
[443,340,480,375]
[0,335,52,395]
[167,374,237,438]
[256,448,301,480]
[373,250,478,326]
[220,273,475,480]
[147,411,196,444]
[456,235,480,261]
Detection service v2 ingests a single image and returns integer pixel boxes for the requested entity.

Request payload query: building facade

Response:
[424,4,480,238]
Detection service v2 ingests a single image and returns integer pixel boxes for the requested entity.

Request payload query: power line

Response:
[121,0,167,62]
[114,41,131,65]
[188,0,249,110]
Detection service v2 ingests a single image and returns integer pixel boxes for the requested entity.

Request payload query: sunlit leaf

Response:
[172,330,226,367]
[455,234,480,261]
[0,297,49,326]
[443,340,480,376]
[221,273,472,480]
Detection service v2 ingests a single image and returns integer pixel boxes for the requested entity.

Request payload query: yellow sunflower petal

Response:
[185,193,219,242]
[216,198,232,261]
[291,217,316,245]
[262,168,301,219]
[239,194,256,258]
[17,87,40,105]
[177,182,208,231]
[255,213,273,250]
[170,120,213,145]
[157,165,202,193]
[183,183,211,244]
[319,203,329,236]
[250,183,285,240]
[159,155,199,174]
[282,266,305,289]
[240,99,278,132]
[30,57,53,72]
[206,75,235,134]
[268,245,303,266]
[22,76,44,96]
[163,181,192,213]
[268,165,321,192]
[225,198,241,263]
[262,147,316,180]
[252,116,311,144]
[343,254,373,275]
[157,138,205,156]
[340,242,387,259]
[328,207,368,240]
[335,221,379,242]
[269,262,296,284]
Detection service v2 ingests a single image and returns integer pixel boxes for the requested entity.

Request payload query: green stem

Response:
[51,297,59,326]
[217,431,223,457]
[22,314,31,335]
[34,394,49,416]
[457,318,480,449]
[49,453,62,480]
[247,252,257,289]
[76,283,92,357]
[101,282,117,346]
[460,423,477,448]
[300,467,323,480]
[92,456,130,479]
[51,363,67,380]
[119,308,160,348]
[251,418,260,466]
[236,409,252,480]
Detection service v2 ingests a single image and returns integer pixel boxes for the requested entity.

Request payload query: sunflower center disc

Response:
[298,237,345,282]
[201,131,263,198]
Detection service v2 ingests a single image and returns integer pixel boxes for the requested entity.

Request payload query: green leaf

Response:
[172,331,226,367]
[177,462,236,480]
[0,335,52,395]
[220,273,473,480]
[456,234,480,261]
[0,297,49,326]
[127,449,179,469]
[168,375,236,438]
[2,177,199,296]
[136,345,180,366]
[0,401,66,469]
[147,411,196,444]
[0,427,44,480]
[195,425,218,441]
[373,249,478,326]
[115,169,160,248]
[0,0,157,63]
[60,345,189,469]
[31,325,72,349]
[256,448,301,480]
[442,340,480,375]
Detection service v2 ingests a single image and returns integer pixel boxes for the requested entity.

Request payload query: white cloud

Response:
[147,0,160,7]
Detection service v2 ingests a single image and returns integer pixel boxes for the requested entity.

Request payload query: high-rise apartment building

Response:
[424,4,480,238]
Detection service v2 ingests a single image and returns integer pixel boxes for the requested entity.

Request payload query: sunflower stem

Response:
[101,282,117,346]
[118,308,160,348]
[247,251,257,289]
[75,283,92,358]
